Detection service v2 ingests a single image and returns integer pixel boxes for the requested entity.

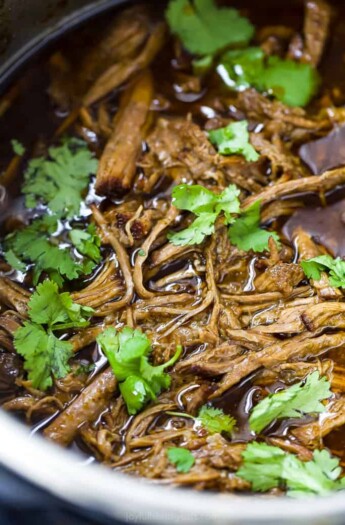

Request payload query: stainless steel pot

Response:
[0,2,345,523]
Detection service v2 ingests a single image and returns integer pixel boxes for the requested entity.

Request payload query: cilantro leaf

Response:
[167,404,236,435]
[28,279,94,330]
[214,185,241,223]
[168,184,240,246]
[217,47,265,91]
[208,121,259,162]
[237,442,345,496]
[249,372,332,434]
[74,362,95,376]
[192,54,213,76]
[171,184,240,217]
[69,224,101,263]
[27,279,71,327]
[237,442,286,492]
[197,405,236,434]
[119,375,152,415]
[4,216,82,285]
[300,259,323,281]
[170,184,217,214]
[97,327,151,380]
[97,327,182,414]
[167,447,195,473]
[140,345,182,395]
[4,249,26,272]
[282,449,343,497]
[11,139,25,156]
[14,323,72,390]
[13,279,93,390]
[4,215,99,286]
[228,200,280,252]
[22,138,98,218]
[301,255,345,288]
[219,47,320,107]
[263,56,320,108]
[168,212,217,246]
[166,0,254,56]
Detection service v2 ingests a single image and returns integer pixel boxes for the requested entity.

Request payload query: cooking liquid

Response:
[1,0,345,465]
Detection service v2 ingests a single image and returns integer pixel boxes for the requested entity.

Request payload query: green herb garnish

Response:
[22,138,98,218]
[219,47,320,107]
[208,120,259,162]
[197,405,236,434]
[69,224,102,263]
[166,0,254,56]
[217,47,264,91]
[228,200,280,252]
[4,249,26,272]
[237,443,345,496]
[13,280,94,390]
[168,405,236,435]
[11,139,25,156]
[4,215,100,287]
[168,184,240,246]
[74,363,96,376]
[301,255,345,288]
[262,55,320,108]
[249,372,332,434]
[168,185,279,251]
[167,447,195,473]
[97,327,182,415]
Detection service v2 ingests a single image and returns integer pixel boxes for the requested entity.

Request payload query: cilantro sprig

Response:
[168,184,240,246]
[11,139,25,156]
[166,0,319,108]
[301,255,345,288]
[198,405,236,434]
[237,443,345,496]
[4,216,101,286]
[97,327,182,415]
[167,447,195,473]
[69,224,101,263]
[228,200,280,252]
[208,121,259,162]
[168,405,236,435]
[22,138,98,219]
[217,47,264,91]
[166,0,254,56]
[249,372,332,434]
[218,47,320,107]
[13,280,94,390]
[168,184,279,251]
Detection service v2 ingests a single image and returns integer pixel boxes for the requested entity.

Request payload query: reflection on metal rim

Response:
[0,410,345,524]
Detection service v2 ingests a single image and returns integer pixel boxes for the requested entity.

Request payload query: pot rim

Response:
[1,410,345,524]
[1,1,345,522]
[0,0,129,91]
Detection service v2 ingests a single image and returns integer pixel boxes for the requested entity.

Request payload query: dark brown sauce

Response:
[324,428,345,464]
[1,0,345,481]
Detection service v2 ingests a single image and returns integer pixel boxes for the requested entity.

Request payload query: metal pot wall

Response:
[0,1,345,524]
[0,0,128,89]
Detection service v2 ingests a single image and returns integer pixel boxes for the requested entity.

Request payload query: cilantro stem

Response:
[162,344,183,368]
[166,411,196,420]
